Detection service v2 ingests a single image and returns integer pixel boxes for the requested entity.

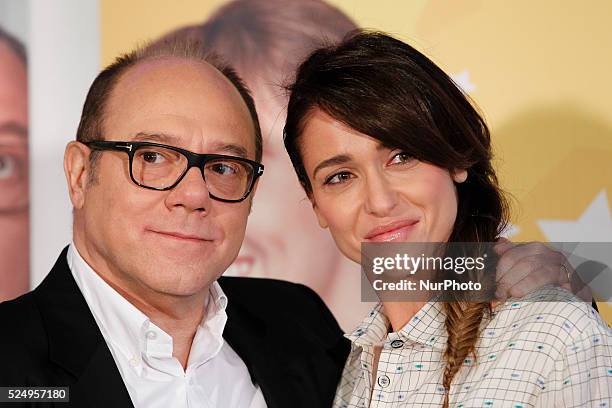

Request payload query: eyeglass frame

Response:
[84,140,264,203]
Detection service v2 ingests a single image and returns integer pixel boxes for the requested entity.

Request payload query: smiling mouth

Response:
[364,219,420,242]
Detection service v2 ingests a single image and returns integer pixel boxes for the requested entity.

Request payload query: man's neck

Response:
[108,278,206,369]
[72,238,208,370]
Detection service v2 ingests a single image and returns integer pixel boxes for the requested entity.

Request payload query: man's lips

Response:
[147,229,213,243]
[364,219,420,242]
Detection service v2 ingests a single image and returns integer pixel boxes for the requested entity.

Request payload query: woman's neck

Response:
[381,301,427,332]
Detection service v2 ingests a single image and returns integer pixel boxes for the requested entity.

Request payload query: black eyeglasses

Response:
[85,141,264,203]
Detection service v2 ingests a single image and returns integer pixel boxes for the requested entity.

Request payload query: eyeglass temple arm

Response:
[88,141,133,152]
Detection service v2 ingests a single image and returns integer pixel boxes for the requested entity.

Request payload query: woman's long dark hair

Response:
[283,31,509,407]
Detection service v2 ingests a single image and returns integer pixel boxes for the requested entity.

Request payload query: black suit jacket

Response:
[0,248,350,407]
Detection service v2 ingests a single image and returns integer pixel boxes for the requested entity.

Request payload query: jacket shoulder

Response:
[218,276,347,348]
[219,276,321,304]
[0,291,49,384]
[219,276,332,317]
[0,291,45,342]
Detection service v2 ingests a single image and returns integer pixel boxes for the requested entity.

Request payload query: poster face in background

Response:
[0,23,28,302]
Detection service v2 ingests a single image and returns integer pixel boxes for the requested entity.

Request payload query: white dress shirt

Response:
[335,286,611,407]
[67,243,267,408]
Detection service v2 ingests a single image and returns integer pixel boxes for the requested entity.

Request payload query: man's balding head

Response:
[76,40,262,165]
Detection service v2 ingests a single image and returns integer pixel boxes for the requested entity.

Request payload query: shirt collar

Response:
[346,301,448,351]
[67,242,229,372]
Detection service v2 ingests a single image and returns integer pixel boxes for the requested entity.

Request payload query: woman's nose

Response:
[363,173,398,217]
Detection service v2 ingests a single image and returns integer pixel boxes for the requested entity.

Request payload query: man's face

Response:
[75,58,256,299]
[0,41,29,301]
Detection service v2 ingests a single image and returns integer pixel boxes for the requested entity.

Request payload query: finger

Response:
[495,257,538,299]
[505,261,569,299]
[495,254,560,299]
[506,272,556,299]
[493,238,515,256]
[496,242,555,281]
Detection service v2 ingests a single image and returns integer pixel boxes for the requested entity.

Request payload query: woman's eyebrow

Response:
[313,154,351,178]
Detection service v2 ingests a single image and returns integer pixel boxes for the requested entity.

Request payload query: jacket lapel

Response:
[33,247,134,407]
[223,296,295,408]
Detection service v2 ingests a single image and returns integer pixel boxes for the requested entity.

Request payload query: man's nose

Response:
[164,167,212,213]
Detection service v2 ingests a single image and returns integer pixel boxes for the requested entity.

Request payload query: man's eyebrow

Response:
[0,122,28,138]
[209,142,249,158]
[313,154,352,178]
[131,133,249,158]
[131,132,180,144]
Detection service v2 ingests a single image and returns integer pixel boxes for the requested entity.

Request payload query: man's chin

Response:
[142,275,217,299]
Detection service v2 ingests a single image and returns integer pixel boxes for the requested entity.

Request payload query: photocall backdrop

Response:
[0,0,609,329]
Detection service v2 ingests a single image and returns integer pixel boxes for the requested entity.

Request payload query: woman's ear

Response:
[308,194,329,229]
[452,168,468,183]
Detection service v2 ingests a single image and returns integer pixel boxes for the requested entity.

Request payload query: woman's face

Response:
[300,109,467,264]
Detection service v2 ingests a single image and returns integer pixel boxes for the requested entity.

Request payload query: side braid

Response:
[441,301,491,407]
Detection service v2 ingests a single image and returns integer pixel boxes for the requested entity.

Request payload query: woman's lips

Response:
[364,219,420,242]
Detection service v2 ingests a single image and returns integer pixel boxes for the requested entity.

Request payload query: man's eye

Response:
[389,151,415,165]
[325,171,353,185]
[211,162,238,176]
[141,152,165,164]
[0,155,16,180]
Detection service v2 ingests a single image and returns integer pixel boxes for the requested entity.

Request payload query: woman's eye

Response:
[325,171,353,185]
[389,151,415,165]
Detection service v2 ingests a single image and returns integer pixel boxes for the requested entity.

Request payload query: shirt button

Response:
[377,375,391,388]
[391,339,404,349]
[146,330,157,340]
[129,357,139,367]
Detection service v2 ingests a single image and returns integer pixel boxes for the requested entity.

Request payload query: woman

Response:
[283,31,610,407]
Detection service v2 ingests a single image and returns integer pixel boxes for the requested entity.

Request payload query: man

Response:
[0,41,347,407]
[0,25,29,302]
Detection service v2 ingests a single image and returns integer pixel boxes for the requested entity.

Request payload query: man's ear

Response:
[452,168,468,183]
[308,193,329,229]
[64,141,92,209]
